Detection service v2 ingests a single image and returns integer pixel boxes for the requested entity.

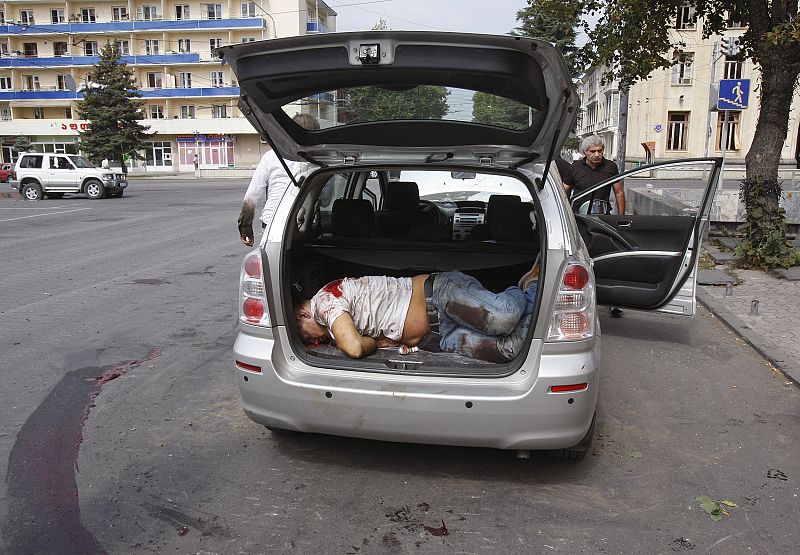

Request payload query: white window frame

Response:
[149,105,164,119]
[53,42,68,56]
[51,8,65,23]
[144,40,160,55]
[81,8,97,23]
[671,51,694,85]
[176,5,191,20]
[241,1,257,17]
[178,38,191,53]
[209,38,222,57]
[210,71,224,87]
[84,41,99,56]
[212,104,227,118]
[667,112,689,151]
[178,72,192,88]
[115,40,130,56]
[180,105,196,119]
[33,107,45,119]
[675,5,696,30]
[716,111,741,151]
[0,76,11,90]
[723,56,743,80]
[241,37,256,43]
[57,75,69,90]
[22,75,40,91]
[205,3,223,20]
[19,10,34,25]
[112,7,129,21]
[22,43,38,57]
[138,5,160,21]
[146,72,162,88]
[0,108,11,121]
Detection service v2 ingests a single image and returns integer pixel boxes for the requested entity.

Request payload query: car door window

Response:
[55,156,73,170]
[573,159,722,315]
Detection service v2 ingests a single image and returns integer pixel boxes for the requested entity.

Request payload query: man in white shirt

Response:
[238,113,319,246]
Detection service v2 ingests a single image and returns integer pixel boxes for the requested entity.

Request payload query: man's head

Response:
[580,135,605,168]
[294,299,330,346]
[292,113,320,131]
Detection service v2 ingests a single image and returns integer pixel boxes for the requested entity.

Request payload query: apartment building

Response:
[0,0,337,172]
[576,8,800,173]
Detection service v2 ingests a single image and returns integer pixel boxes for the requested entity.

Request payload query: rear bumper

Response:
[233,328,600,451]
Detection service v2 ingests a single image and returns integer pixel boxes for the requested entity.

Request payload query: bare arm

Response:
[331,313,377,359]
[239,153,270,246]
[612,181,625,215]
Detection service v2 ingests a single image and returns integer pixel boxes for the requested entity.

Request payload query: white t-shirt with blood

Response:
[310,276,413,341]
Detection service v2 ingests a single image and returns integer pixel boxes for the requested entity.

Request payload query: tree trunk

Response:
[745,54,798,181]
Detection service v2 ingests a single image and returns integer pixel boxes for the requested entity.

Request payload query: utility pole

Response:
[615,86,629,171]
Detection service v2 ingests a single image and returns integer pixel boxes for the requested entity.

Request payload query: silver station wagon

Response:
[224,32,721,458]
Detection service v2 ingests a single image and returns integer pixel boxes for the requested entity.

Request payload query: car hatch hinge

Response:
[477,155,494,166]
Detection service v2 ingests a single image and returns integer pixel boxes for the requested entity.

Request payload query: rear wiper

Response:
[536,89,572,192]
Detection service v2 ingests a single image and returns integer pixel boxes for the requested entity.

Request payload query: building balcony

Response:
[0,116,259,136]
[306,19,330,33]
[0,87,240,101]
[0,17,266,36]
[0,53,202,67]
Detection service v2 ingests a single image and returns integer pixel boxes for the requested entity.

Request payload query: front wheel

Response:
[84,180,105,200]
[21,182,43,201]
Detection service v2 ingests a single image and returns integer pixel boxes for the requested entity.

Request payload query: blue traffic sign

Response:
[718,79,750,110]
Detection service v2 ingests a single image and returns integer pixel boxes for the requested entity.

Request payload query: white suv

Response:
[11,153,127,200]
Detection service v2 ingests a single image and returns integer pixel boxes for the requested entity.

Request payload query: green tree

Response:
[345,85,449,123]
[12,136,33,154]
[560,0,800,268]
[473,0,581,130]
[77,43,151,173]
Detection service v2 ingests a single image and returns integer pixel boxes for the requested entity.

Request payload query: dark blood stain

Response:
[444,300,490,333]
[423,520,449,537]
[3,348,161,554]
[417,502,430,512]
[178,526,190,536]
[457,334,506,364]
[322,279,344,298]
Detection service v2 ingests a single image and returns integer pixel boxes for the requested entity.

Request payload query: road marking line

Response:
[0,207,91,222]
[0,205,75,210]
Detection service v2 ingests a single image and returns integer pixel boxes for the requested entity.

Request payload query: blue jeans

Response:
[431,271,538,362]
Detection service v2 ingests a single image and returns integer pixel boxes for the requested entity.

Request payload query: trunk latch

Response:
[342,154,360,165]
[357,44,381,64]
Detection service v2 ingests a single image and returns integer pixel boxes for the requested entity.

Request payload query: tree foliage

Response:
[12,136,33,153]
[472,93,530,130]
[344,86,448,123]
[77,43,152,171]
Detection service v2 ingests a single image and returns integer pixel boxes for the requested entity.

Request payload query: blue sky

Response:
[332,0,524,34]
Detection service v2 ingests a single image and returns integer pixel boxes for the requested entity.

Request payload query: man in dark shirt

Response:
[566,135,625,215]
[555,157,574,192]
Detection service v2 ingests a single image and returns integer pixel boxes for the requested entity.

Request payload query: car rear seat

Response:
[374,181,436,238]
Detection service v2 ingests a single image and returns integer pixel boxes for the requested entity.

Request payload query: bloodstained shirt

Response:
[310,276,413,341]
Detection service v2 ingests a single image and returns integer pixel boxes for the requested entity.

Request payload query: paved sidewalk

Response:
[698,245,800,386]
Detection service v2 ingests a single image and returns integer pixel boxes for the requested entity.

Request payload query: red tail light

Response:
[244,254,262,278]
[563,265,589,290]
[550,383,588,393]
[243,298,264,322]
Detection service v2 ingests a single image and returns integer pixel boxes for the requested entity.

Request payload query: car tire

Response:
[21,182,43,201]
[46,192,65,199]
[85,179,105,200]
[546,411,596,460]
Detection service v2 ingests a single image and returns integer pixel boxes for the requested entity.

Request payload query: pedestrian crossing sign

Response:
[718,79,750,110]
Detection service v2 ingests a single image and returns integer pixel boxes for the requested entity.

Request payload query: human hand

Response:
[240,234,254,246]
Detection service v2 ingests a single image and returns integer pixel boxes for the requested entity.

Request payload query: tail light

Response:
[547,254,596,341]
[239,249,271,327]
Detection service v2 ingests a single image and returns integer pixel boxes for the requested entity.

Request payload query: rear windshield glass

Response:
[19,155,43,169]
[284,87,536,130]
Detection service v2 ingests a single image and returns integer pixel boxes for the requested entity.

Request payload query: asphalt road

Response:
[0,179,798,554]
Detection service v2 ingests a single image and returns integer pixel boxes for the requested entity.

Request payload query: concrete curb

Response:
[697,287,800,386]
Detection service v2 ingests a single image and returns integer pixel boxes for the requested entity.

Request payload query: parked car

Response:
[11,152,127,200]
[225,32,721,458]
[0,163,12,183]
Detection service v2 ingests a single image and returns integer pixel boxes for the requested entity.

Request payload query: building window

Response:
[57,75,69,90]
[0,11,5,24]
[54,42,68,56]
[212,104,227,118]
[1,108,11,121]
[33,107,45,119]
[723,56,743,79]
[0,43,7,57]
[137,5,160,21]
[241,1,257,17]
[22,43,38,57]
[675,5,696,30]
[716,111,741,151]
[205,3,223,20]
[112,7,129,21]
[65,106,72,118]
[51,8,65,23]
[146,72,162,88]
[667,112,689,151]
[149,105,164,119]
[19,10,34,25]
[241,37,256,43]
[144,40,160,55]
[0,77,11,90]
[178,39,191,53]
[725,13,744,28]
[209,38,222,57]
[81,8,97,23]
[671,51,694,84]
[145,141,172,167]
[178,72,192,88]
[180,105,196,119]
[115,40,130,56]
[176,5,191,20]
[85,41,99,56]
[210,71,224,87]
[22,75,40,91]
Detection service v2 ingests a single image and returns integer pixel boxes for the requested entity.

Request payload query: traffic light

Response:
[721,36,741,57]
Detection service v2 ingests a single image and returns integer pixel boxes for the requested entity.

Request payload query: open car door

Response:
[571,158,722,316]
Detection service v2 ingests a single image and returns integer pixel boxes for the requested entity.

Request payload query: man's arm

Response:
[238,154,270,246]
[612,181,625,215]
[331,313,377,359]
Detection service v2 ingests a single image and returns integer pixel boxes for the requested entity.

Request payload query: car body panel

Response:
[12,153,127,196]
[220,31,578,167]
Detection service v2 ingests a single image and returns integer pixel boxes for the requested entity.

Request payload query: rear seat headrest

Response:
[332,199,375,237]
[383,181,420,211]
